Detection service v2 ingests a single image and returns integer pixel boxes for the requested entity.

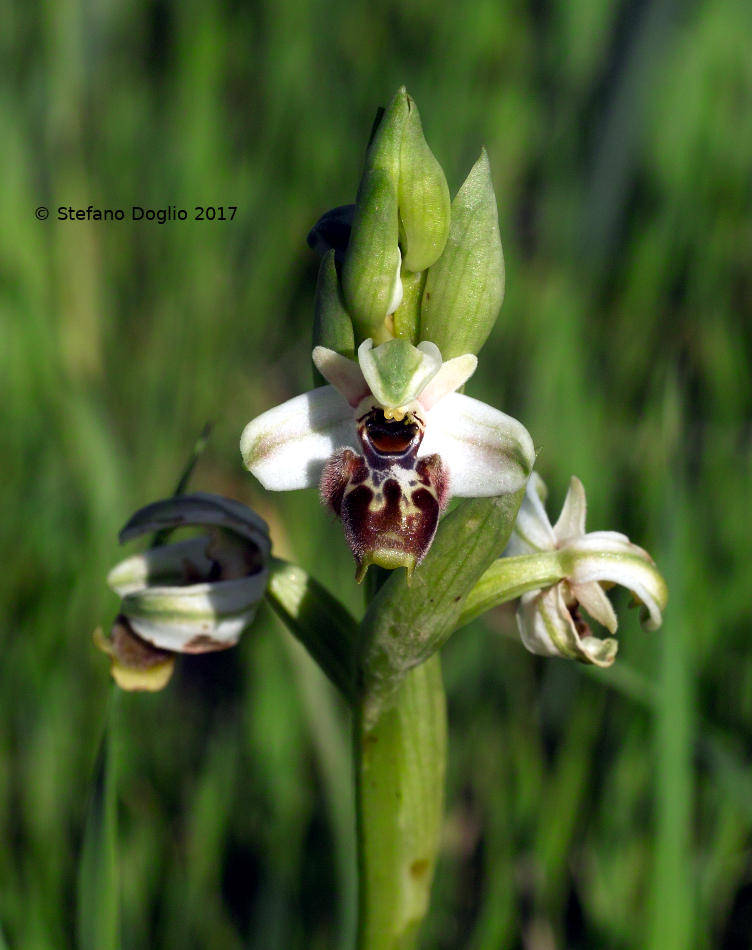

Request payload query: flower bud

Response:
[99,493,270,690]
[341,89,409,339]
[398,97,450,272]
[420,150,505,359]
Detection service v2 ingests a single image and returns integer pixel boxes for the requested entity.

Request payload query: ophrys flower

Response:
[241,338,534,580]
[99,493,270,690]
[504,473,667,666]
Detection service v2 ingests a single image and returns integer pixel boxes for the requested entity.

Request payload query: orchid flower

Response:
[241,338,535,580]
[504,473,667,667]
[99,493,270,690]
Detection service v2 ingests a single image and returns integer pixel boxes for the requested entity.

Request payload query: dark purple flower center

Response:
[362,409,420,458]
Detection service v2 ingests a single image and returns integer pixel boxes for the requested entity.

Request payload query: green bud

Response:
[419,150,505,359]
[398,97,450,272]
[342,89,409,339]
[312,250,355,384]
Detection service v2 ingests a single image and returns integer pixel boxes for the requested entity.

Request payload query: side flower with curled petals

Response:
[503,474,667,667]
[97,493,270,690]
[241,338,535,581]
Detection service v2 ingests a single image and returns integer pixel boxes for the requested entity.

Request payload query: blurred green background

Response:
[2,0,751,946]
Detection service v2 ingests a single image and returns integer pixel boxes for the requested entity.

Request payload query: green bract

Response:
[420,150,505,359]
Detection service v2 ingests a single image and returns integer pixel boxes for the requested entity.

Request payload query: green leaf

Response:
[77,691,120,950]
[265,557,359,704]
[359,489,525,724]
[420,150,505,358]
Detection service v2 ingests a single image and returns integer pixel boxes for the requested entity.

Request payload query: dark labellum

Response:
[320,408,449,581]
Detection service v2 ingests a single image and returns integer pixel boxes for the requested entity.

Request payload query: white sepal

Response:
[122,571,269,653]
[117,491,271,553]
[504,472,555,556]
[517,585,618,668]
[107,536,213,597]
[568,535,667,631]
[240,386,358,490]
[552,476,587,543]
[419,391,535,497]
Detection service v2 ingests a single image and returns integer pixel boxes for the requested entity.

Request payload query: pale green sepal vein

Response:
[265,557,359,705]
[457,551,567,628]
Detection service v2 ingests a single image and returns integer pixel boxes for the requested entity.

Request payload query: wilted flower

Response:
[504,473,667,667]
[97,493,270,690]
[241,337,534,580]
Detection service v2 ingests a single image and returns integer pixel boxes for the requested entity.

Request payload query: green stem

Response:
[457,551,565,628]
[355,654,447,950]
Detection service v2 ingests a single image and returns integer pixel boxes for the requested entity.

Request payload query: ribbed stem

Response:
[355,654,447,950]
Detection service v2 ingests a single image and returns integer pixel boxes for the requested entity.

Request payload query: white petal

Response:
[517,586,577,659]
[357,338,442,408]
[552,476,587,544]
[517,585,618,667]
[417,353,478,410]
[420,392,535,497]
[312,347,369,406]
[567,535,667,631]
[122,571,268,653]
[240,386,357,490]
[504,471,556,555]
[572,580,618,633]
